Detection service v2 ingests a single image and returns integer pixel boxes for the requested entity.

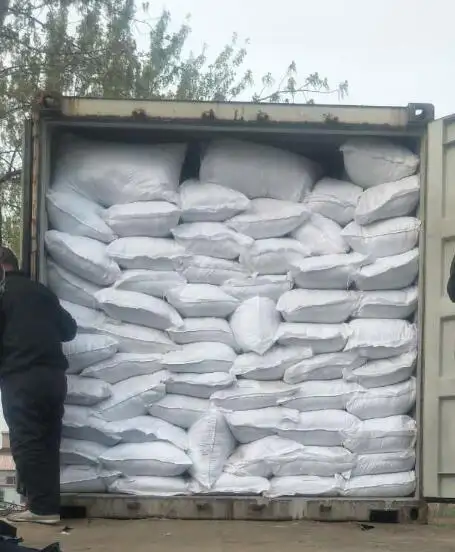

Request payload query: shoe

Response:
[7,510,60,525]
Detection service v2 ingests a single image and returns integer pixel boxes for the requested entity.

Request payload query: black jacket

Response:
[0,271,77,380]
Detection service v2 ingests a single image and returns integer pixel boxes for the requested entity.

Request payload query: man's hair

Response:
[0,246,19,271]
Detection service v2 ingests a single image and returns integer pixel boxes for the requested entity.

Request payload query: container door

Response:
[423,114,455,498]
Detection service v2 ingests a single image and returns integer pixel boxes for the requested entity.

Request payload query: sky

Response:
[146,0,454,117]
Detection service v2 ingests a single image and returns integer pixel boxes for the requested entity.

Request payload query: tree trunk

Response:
[0,0,9,28]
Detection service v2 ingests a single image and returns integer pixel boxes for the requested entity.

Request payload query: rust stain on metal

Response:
[131,108,148,120]
[256,111,270,122]
[201,109,216,121]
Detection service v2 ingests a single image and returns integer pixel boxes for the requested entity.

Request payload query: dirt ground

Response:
[14,518,455,552]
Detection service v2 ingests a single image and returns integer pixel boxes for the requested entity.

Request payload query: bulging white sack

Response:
[340,138,419,188]
[211,380,296,411]
[95,288,183,331]
[230,297,280,355]
[47,260,101,309]
[273,446,355,477]
[166,372,235,399]
[161,342,236,374]
[221,274,293,302]
[112,269,186,298]
[355,175,420,225]
[266,476,342,498]
[354,287,418,319]
[277,410,359,447]
[277,289,359,324]
[352,450,416,477]
[224,407,299,444]
[345,319,417,359]
[66,375,112,406]
[103,201,181,238]
[284,351,365,384]
[172,222,253,260]
[62,405,121,446]
[107,416,188,450]
[95,372,169,422]
[60,300,106,333]
[188,409,236,489]
[109,476,189,496]
[226,198,309,239]
[343,350,417,388]
[290,253,367,289]
[303,177,363,226]
[180,179,250,222]
[107,237,188,270]
[63,334,118,374]
[45,230,121,285]
[279,380,360,412]
[190,474,269,495]
[275,323,348,354]
[354,248,419,291]
[240,238,309,275]
[199,139,320,202]
[291,213,349,256]
[100,442,192,477]
[341,217,421,259]
[148,395,209,429]
[60,465,119,493]
[231,346,313,381]
[341,471,416,498]
[99,320,178,354]
[168,318,236,348]
[60,439,108,466]
[342,415,417,454]
[175,255,248,285]
[166,284,239,318]
[53,139,186,205]
[81,352,165,384]
[47,189,116,243]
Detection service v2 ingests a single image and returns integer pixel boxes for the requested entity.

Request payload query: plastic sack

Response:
[62,405,121,446]
[226,198,309,239]
[95,372,169,422]
[221,274,293,302]
[47,189,116,243]
[190,473,269,495]
[66,375,112,406]
[291,213,349,255]
[166,284,239,318]
[180,179,250,222]
[343,350,416,388]
[277,289,359,324]
[224,407,299,444]
[107,416,188,450]
[60,465,119,493]
[60,300,106,333]
[166,372,235,399]
[283,351,364,384]
[47,260,101,309]
[266,475,342,497]
[63,334,118,374]
[188,408,236,489]
[232,346,313,381]
[290,253,367,289]
[345,319,417,359]
[341,217,421,259]
[240,238,309,275]
[278,380,360,412]
[112,269,186,298]
[346,377,416,420]
[99,441,192,477]
[354,248,419,291]
[103,201,181,238]
[148,395,209,429]
[175,255,248,285]
[211,380,296,411]
[60,439,108,466]
[277,410,359,446]
[53,138,186,205]
[109,476,189,496]
[342,415,417,454]
[230,297,280,355]
[81,352,166,384]
[172,222,253,260]
[273,446,355,477]
[303,177,363,226]
[45,230,121,285]
[352,450,415,477]
[275,323,348,354]
[199,139,320,201]
[341,471,416,498]
[95,288,183,331]
[107,237,188,270]
[355,175,420,225]
[340,138,419,188]
[161,342,236,374]
[99,320,178,354]
[168,318,236,348]
[354,287,418,319]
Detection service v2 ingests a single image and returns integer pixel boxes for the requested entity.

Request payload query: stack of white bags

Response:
[45,136,420,498]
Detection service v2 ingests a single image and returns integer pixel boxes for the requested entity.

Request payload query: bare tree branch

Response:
[0,169,21,186]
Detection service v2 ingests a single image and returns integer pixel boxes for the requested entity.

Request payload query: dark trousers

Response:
[1,367,66,515]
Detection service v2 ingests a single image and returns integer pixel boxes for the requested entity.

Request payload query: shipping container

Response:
[21,95,451,522]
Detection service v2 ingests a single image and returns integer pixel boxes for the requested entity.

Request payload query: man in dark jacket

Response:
[0,247,76,525]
